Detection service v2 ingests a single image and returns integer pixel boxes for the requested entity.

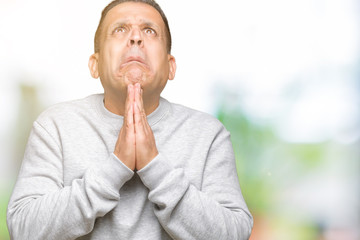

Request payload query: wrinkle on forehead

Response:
[104,2,165,31]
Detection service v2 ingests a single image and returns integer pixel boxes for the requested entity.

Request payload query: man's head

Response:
[88,0,176,114]
[94,0,172,54]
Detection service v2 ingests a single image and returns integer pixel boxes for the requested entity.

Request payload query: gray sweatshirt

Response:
[7,94,253,240]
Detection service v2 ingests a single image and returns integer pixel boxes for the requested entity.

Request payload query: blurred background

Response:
[0,0,359,239]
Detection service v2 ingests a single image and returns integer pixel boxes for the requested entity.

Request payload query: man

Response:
[7,0,253,239]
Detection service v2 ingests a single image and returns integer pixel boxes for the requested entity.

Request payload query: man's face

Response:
[89,2,176,100]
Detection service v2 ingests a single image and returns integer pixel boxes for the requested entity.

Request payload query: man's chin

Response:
[123,68,148,85]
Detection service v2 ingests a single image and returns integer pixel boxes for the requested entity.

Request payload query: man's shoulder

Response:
[168,100,226,132]
[36,94,102,125]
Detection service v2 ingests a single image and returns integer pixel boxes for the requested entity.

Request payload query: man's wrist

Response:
[136,151,159,170]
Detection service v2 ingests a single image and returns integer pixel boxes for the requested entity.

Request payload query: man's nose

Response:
[128,28,143,47]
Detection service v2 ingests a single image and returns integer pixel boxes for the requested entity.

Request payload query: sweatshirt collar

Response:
[93,94,170,128]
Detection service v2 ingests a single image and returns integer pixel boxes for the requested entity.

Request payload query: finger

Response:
[140,88,151,130]
[123,85,131,121]
[134,104,150,143]
[126,84,135,111]
[134,84,146,117]
[127,99,134,132]
[134,83,145,113]
[124,85,134,125]
[126,87,136,145]
[134,100,146,135]
[134,84,149,134]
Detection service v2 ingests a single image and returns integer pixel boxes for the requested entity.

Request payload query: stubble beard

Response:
[124,67,147,85]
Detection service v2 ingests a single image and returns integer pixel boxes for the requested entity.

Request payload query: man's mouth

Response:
[120,56,149,69]
[128,57,145,63]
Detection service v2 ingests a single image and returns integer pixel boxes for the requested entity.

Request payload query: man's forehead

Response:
[103,2,165,28]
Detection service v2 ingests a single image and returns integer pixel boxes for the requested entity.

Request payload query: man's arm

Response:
[7,120,134,239]
[132,85,253,239]
[137,128,253,240]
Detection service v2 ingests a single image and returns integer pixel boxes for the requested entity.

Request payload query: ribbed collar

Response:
[92,94,171,129]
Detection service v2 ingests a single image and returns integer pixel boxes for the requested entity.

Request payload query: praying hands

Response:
[114,83,158,171]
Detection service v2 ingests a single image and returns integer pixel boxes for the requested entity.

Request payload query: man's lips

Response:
[127,56,145,64]
[120,56,149,69]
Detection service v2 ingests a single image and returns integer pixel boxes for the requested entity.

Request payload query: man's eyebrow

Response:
[109,21,127,29]
[141,21,163,36]
[109,20,160,29]
[141,21,159,29]
[106,20,162,36]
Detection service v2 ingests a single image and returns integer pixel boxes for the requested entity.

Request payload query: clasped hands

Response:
[114,83,158,171]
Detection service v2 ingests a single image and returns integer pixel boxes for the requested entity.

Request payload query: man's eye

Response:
[114,27,126,33]
[144,28,156,35]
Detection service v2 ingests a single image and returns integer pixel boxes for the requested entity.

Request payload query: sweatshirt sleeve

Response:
[137,126,253,240]
[7,121,134,240]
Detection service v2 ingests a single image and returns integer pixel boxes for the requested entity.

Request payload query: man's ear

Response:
[88,53,99,79]
[168,54,176,80]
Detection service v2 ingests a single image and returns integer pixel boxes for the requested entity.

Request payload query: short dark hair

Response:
[94,0,172,53]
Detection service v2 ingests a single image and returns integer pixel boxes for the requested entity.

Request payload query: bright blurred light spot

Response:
[277,81,359,143]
